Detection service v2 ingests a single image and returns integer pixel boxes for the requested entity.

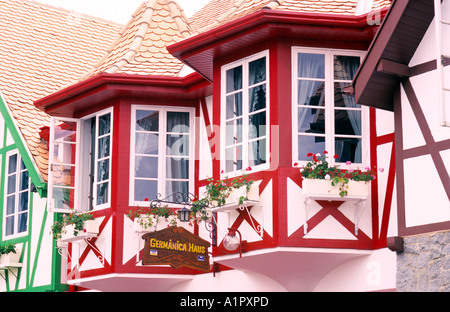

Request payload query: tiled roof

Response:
[82,0,194,79]
[190,0,392,33]
[0,0,123,181]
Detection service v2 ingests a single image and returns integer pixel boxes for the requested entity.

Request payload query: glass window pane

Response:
[6,216,14,236]
[298,108,325,134]
[298,80,325,107]
[165,181,189,201]
[248,139,266,167]
[334,83,360,108]
[97,182,109,205]
[166,157,189,179]
[249,112,266,140]
[7,175,16,195]
[249,84,266,112]
[19,192,28,212]
[166,134,190,156]
[334,55,360,81]
[335,137,362,163]
[136,110,159,131]
[167,112,190,133]
[6,195,15,215]
[226,66,243,93]
[51,164,76,187]
[52,187,72,210]
[8,154,17,174]
[297,135,325,161]
[135,156,158,178]
[249,57,266,85]
[18,212,27,233]
[135,180,158,202]
[298,53,325,79]
[20,170,29,191]
[225,146,242,173]
[335,109,361,135]
[97,159,110,182]
[226,93,243,118]
[98,113,111,136]
[98,136,110,159]
[135,133,158,155]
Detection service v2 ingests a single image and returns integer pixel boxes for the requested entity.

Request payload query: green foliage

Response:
[0,243,16,255]
[127,204,177,230]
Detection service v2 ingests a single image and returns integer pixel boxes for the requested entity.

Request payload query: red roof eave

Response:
[34,72,211,117]
[168,8,389,80]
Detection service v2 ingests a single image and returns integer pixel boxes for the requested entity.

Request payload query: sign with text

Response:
[142,226,211,272]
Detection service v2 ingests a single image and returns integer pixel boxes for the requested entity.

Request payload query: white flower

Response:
[325,174,330,180]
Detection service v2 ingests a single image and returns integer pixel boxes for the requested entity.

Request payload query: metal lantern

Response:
[178,207,191,222]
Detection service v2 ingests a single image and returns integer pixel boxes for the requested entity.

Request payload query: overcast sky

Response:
[36,0,210,23]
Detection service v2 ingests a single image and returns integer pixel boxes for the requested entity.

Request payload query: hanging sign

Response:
[142,226,211,272]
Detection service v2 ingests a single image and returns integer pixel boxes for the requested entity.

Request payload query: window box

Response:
[210,184,260,212]
[133,214,178,233]
[303,179,369,199]
[0,249,21,267]
[60,219,99,243]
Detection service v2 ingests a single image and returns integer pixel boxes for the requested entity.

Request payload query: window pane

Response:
[226,120,243,146]
[298,53,325,79]
[298,80,325,107]
[135,180,158,202]
[135,133,158,155]
[335,109,361,135]
[335,137,362,163]
[97,182,108,205]
[225,146,242,173]
[165,181,189,201]
[6,195,15,215]
[98,113,111,136]
[97,159,110,182]
[136,110,159,131]
[226,66,242,93]
[166,158,189,179]
[249,112,266,139]
[334,83,360,108]
[226,93,243,118]
[19,192,28,212]
[20,170,29,191]
[248,139,266,166]
[297,135,325,161]
[18,212,27,233]
[51,164,76,187]
[7,175,16,195]
[334,55,360,81]
[249,57,266,85]
[135,156,158,178]
[5,216,14,236]
[8,154,17,174]
[298,107,325,134]
[98,136,110,158]
[249,84,266,112]
[166,134,189,156]
[52,187,72,210]
[167,112,190,133]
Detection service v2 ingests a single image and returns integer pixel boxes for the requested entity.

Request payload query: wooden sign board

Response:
[142,226,211,272]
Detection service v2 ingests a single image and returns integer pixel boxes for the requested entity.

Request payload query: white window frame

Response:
[220,50,270,177]
[130,105,195,206]
[48,108,113,213]
[3,150,29,239]
[292,47,370,167]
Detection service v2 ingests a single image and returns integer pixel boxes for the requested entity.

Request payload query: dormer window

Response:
[130,106,194,204]
[292,48,368,165]
[221,50,270,175]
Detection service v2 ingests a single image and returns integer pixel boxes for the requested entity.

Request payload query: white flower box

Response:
[302,179,370,199]
[60,219,99,242]
[0,251,21,266]
[225,184,259,205]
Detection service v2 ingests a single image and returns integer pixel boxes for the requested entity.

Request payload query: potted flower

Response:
[298,152,380,198]
[0,243,20,265]
[51,212,98,241]
[128,202,178,233]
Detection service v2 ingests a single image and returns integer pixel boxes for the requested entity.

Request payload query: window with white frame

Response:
[131,106,194,204]
[4,151,29,237]
[292,48,367,164]
[48,108,112,212]
[221,51,269,174]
